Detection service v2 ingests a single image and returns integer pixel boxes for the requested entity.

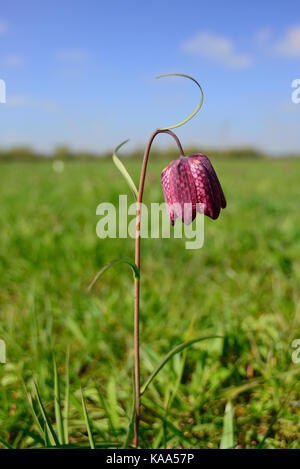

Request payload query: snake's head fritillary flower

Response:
[161,153,226,225]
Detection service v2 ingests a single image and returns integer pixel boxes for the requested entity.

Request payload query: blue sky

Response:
[0,0,300,154]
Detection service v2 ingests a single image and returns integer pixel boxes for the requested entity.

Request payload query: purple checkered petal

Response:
[190,154,226,210]
[161,153,226,225]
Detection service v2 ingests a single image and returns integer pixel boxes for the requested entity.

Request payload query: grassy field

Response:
[0,156,299,449]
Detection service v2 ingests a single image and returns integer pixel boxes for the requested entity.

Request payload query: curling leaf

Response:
[140,336,222,395]
[112,140,138,200]
[86,257,140,293]
[156,73,204,130]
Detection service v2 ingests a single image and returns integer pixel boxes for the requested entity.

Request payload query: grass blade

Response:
[86,257,140,293]
[80,387,95,449]
[53,355,64,444]
[257,385,295,449]
[0,437,14,449]
[23,383,44,440]
[168,312,197,409]
[63,346,70,444]
[44,421,51,447]
[43,442,123,449]
[123,408,135,449]
[141,336,222,395]
[34,381,59,446]
[142,400,193,445]
[19,428,45,446]
[107,377,120,430]
[97,388,115,436]
[122,370,135,448]
[220,401,235,449]
[112,140,138,200]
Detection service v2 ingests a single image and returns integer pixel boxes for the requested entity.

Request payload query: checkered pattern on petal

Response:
[190,154,226,210]
[161,153,226,224]
[161,163,176,225]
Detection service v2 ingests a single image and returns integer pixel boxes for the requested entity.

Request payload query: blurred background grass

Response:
[0,154,299,448]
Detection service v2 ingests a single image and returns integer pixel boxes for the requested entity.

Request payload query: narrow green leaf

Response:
[123,408,135,449]
[220,401,235,449]
[63,346,70,444]
[168,312,197,409]
[42,442,123,449]
[80,387,95,449]
[34,381,59,446]
[219,378,263,399]
[107,377,120,429]
[142,400,193,444]
[97,388,115,436]
[44,421,51,447]
[19,428,45,446]
[256,385,295,449]
[112,140,138,199]
[153,427,164,450]
[53,355,64,445]
[257,414,277,449]
[122,371,135,448]
[86,257,140,293]
[23,382,44,439]
[0,437,14,449]
[141,336,222,395]
[64,317,86,344]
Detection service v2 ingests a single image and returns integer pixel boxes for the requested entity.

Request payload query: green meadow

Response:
[0,156,299,448]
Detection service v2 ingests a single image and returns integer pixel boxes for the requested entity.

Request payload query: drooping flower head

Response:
[161,153,226,225]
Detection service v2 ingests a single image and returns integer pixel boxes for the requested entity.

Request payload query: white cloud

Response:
[255,27,272,45]
[55,48,90,63]
[274,25,300,57]
[0,18,8,35]
[181,31,253,68]
[2,54,25,67]
[6,94,57,111]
